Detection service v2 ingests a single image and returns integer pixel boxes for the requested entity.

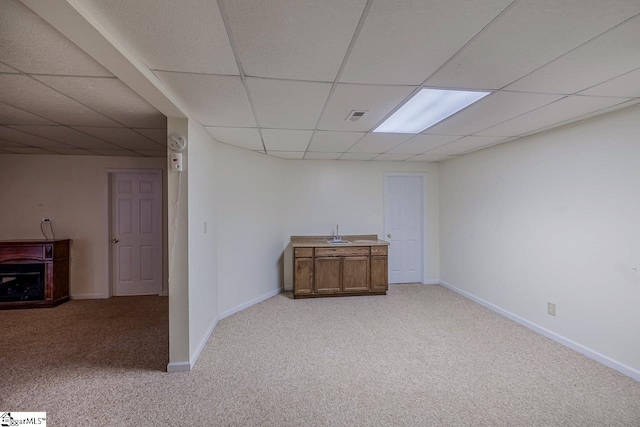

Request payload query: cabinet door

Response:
[370,256,388,291]
[342,256,369,292]
[315,257,341,293]
[294,258,314,295]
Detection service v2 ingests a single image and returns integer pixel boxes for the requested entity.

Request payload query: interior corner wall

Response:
[0,153,165,298]
[213,143,286,315]
[167,117,190,368]
[282,160,440,290]
[439,104,640,375]
[187,121,218,361]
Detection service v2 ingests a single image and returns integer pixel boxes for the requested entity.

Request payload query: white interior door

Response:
[384,174,423,284]
[111,172,162,296]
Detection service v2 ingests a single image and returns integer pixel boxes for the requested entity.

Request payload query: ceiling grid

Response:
[3,0,640,160]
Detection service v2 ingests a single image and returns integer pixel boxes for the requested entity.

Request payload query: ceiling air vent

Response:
[346,110,368,122]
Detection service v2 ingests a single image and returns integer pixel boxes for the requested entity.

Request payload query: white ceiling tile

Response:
[154,72,255,127]
[304,152,342,160]
[428,0,640,89]
[0,0,112,76]
[318,84,415,132]
[205,127,264,151]
[477,95,631,137]
[7,125,120,149]
[426,136,506,155]
[348,133,412,153]
[4,147,56,155]
[78,0,238,75]
[0,74,121,127]
[506,16,640,94]
[0,62,19,73]
[73,127,164,150]
[373,153,413,161]
[134,128,167,146]
[135,150,166,157]
[580,68,640,97]
[262,129,312,152]
[0,103,56,125]
[387,134,461,155]
[406,154,452,162]
[0,126,73,148]
[90,149,142,157]
[427,91,563,135]
[222,0,367,81]
[49,148,95,156]
[307,131,365,152]
[339,152,377,161]
[340,0,512,85]
[34,76,166,128]
[246,78,331,129]
[268,151,304,159]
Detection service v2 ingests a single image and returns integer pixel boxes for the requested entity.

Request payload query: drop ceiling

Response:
[3,0,640,162]
[0,0,166,157]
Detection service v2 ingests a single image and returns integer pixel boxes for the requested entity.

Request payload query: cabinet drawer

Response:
[371,246,388,256]
[315,247,370,257]
[294,247,313,258]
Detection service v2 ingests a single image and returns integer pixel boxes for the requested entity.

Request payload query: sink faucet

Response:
[334,224,340,241]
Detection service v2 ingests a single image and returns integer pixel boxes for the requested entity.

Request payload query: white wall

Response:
[283,160,440,290]
[187,121,219,362]
[214,143,286,314]
[167,117,190,369]
[0,153,166,298]
[439,104,640,375]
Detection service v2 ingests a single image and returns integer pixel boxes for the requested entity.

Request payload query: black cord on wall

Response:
[40,219,55,241]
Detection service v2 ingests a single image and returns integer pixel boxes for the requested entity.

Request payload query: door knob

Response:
[387,233,391,238]
[112,238,119,243]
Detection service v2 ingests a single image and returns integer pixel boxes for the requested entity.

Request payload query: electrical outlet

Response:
[547,302,556,316]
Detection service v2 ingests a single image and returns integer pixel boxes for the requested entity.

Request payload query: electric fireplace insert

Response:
[0,240,70,309]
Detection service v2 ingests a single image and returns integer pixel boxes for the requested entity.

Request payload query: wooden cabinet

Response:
[293,247,314,295]
[315,257,341,293]
[342,256,369,292]
[293,239,388,298]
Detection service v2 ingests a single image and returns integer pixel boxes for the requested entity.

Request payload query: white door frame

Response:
[383,172,426,284]
[105,168,164,298]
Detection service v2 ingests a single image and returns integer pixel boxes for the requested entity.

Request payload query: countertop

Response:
[291,235,389,247]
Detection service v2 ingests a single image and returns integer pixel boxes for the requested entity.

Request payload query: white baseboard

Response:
[166,361,190,373]
[70,293,108,300]
[177,287,284,373]
[423,279,440,285]
[218,287,283,320]
[439,280,640,382]
[189,315,220,370]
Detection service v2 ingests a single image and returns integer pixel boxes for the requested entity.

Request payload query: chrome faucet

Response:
[333,224,340,241]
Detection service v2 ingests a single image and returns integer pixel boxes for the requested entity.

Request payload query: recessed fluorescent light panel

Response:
[374,88,491,133]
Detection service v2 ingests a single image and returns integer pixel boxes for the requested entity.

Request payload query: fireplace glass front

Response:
[0,263,45,302]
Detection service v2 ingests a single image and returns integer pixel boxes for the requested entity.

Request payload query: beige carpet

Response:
[1,284,639,426]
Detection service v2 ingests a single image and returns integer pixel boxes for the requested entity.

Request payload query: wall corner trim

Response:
[439,280,640,382]
[189,316,220,371]
[185,287,284,372]
[166,361,191,373]
[218,287,284,320]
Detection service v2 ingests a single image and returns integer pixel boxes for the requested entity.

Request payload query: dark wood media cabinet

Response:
[0,240,70,309]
